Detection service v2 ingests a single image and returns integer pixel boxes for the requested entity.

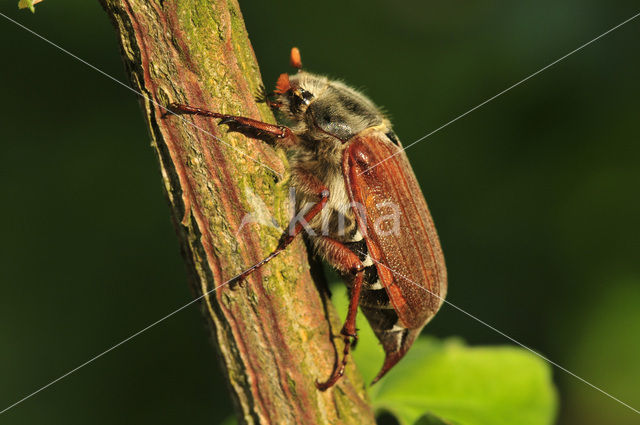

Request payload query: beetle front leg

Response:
[227,181,329,287]
[167,102,297,147]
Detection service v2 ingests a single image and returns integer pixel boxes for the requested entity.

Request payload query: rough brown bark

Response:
[99,1,375,424]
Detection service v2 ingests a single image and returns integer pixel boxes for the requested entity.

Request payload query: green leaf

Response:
[330,283,557,425]
[371,338,557,425]
[414,412,458,425]
[18,0,40,13]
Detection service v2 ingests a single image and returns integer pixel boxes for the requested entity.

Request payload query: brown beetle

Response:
[169,47,447,390]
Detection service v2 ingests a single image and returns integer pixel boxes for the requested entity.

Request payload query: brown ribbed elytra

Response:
[343,131,447,382]
[167,47,447,391]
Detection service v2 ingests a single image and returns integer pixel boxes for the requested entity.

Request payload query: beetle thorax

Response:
[276,72,386,145]
[277,72,391,242]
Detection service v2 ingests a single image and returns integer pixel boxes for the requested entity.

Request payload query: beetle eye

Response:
[300,89,314,102]
[289,88,313,113]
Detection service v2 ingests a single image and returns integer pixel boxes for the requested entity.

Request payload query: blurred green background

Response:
[1,1,638,424]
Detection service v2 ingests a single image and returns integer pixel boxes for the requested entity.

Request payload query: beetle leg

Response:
[228,186,329,287]
[312,236,364,275]
[310,236,366,390]
[167,102,297,147]
[316,269,364,391]
[255,85,283,110]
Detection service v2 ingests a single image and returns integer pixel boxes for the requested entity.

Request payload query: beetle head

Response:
[273,49,384,144]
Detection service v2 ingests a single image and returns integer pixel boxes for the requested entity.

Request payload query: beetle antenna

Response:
[290,46,302,70]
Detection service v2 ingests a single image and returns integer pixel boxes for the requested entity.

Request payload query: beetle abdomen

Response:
[342,243,416,384]
[360,272,416,384]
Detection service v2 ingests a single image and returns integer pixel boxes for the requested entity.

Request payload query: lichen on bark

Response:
[99,0,375,423]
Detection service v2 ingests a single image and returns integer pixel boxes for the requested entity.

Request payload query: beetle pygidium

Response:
[169,48,447,390]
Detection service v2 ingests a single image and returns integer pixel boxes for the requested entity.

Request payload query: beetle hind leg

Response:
[316,270,364,391]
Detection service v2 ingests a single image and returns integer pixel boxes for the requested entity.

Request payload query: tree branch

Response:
[99,0,375,423]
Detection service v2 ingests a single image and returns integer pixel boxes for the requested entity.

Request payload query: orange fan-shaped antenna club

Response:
[290,47,302,69]
[275,73,292,94]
